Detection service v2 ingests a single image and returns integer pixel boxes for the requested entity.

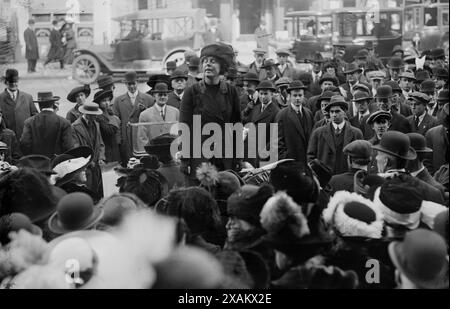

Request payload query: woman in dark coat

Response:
[44,20,64,69]
[179,43,242,186]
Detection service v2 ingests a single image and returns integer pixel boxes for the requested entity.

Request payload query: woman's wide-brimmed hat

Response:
[51,146,94,187]
[67,85,91,103]
[93,90,113,104]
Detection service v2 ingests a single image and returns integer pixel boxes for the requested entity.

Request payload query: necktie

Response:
[415,116,420,129]
[11,92,15,101]
[261,104,266,113]
[335,126,341,136]
[160,109,165,121]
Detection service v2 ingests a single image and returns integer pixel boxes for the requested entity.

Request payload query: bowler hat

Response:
[147,73,171,89]
[420,79,436,94]
[324,95,348,112]
[18,155,56,175]
[383,80,402,93]
[51,146,94,187]
[354,49,369,60]
[48,192,104,235]
[287,80,307,92]
[170,69,188,81]
[344,140,372,159]
[364,41,374,50]
[430,48,445,60]
[95,75,115,90]
[319,73,338,86]
[343,62,362,74]
[437,89,449,103]
[375,85,393,99]
[93,90,113,104]
[407,133,432,153]
[242,72,260,83]
[78,102,102,115]
[2,68,18,83]
[201,43,235,68]
[408,92,430,105]
[275,77,293,87]
[434,68,449,79]
[0,213,42,245]
[388,229,448,289]
[261,59,279,69]
[399,70,416,81]
[151,82,171,94]
[353,90,372,102]
[253,48,267,55]
[366,110,392,125]
[316,91,335,109]
[34,91,60,103]
[415,70,431,83]
[145,133,177,157]
[123,71,138,83]
[392,45,404,55]
[276,49,292,57]
[307,52,325,63]
[372,131,417,160]
[166,61,177,71]
[387,56,404,69]
[188,56,200,68]
[256,80,276,92]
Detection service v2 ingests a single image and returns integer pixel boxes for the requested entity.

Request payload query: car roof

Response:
[113,8,206,21]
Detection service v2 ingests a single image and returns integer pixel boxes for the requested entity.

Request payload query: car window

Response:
[424,7,438,26]
[442,10,449,26]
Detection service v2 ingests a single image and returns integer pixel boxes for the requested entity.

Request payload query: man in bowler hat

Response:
[24,19,39,73]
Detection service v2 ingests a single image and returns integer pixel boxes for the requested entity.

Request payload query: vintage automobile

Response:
[286,11,333,62]
[71,8,206,84]
[331,7,403,64]
[403,0,449,54]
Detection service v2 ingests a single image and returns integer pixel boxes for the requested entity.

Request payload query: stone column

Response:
[219,0,232,42]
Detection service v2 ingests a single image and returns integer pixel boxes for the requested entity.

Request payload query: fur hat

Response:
[260,192,310,247]
[323,191,384,239]
[227,184,274,227]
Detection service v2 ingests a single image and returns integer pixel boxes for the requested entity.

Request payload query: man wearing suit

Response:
[138,83,179,152]
[72,102,106,199]
[248,48,267,81]
[349,91,371,131]
[340,63,363,101]
[308,95,363,175]
[166,69,187,110]
[275,49,296,79]
[307,73,339,116]
[261,59,280,83]
[24,19,39,73]
[373,131,445,205]
[0,69,39,139]
[425,103,449,174]
[383,80,413,118]
[360,85,412,139]
[329,140,372,194]
[112,71,154,167]
[407,92,439,136]
[277,80,314,169]
[20,92,73,158]
[366,110,392,174]
[240,72,261,113]
[242,80,280,168]
[308,52,325,96]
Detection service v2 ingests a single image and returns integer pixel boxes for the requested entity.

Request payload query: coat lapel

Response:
[2,90,15,107]
[287,107,306,142]
[324,123,336,153]
[254,102,274,122]
[343,121,354,146]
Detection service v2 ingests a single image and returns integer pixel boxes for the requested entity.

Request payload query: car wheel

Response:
[72,54,100,84]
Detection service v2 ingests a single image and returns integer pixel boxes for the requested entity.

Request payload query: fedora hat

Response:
[383,80,402,93]
[420,79,436,94]
[437,89,449,103]
[78,102,102,115]
[287,80,307,92]
[51,146,93,187]
[388,229,448,289]
[316,91,335,109]
[399,70,416,81]
[324,95,348,112]
[319,73,339,86]
[408,92,430,106]
[145,133,177,157]
[364,41,374,50]
[2,68,19,83]
[188,56,200,68]
[375,85,393,99]
[147,73,171,89]
[242,72,260,83]
[253,48,267,55]
[387,56,404,69]
[33,92,60,103]
[353,90,372,103]
[170,69,188,81]
[67,85,91,103]
[372,131,417,160]
[366,110,392,125]
[17,155,56,175]
[151,82,171,94]
[352,82,371,95]
[256,80,276,92]
[93,90,113,104]
[354,49,369,60]
[275,77,293,87]
[407,133,433,153]
[123,71,138,83]
[261,59,279,69]
[95,75,115,90]
[48,192,104,235]
[0,213,42,245]
[343,62,362,74]
[276,49,292,57]
[415,70,431,83]
[391,45,404,55]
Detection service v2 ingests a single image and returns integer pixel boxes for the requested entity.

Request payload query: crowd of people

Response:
[0,36,448,289]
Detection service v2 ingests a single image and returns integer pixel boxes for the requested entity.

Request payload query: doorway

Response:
[238,0,263,35]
